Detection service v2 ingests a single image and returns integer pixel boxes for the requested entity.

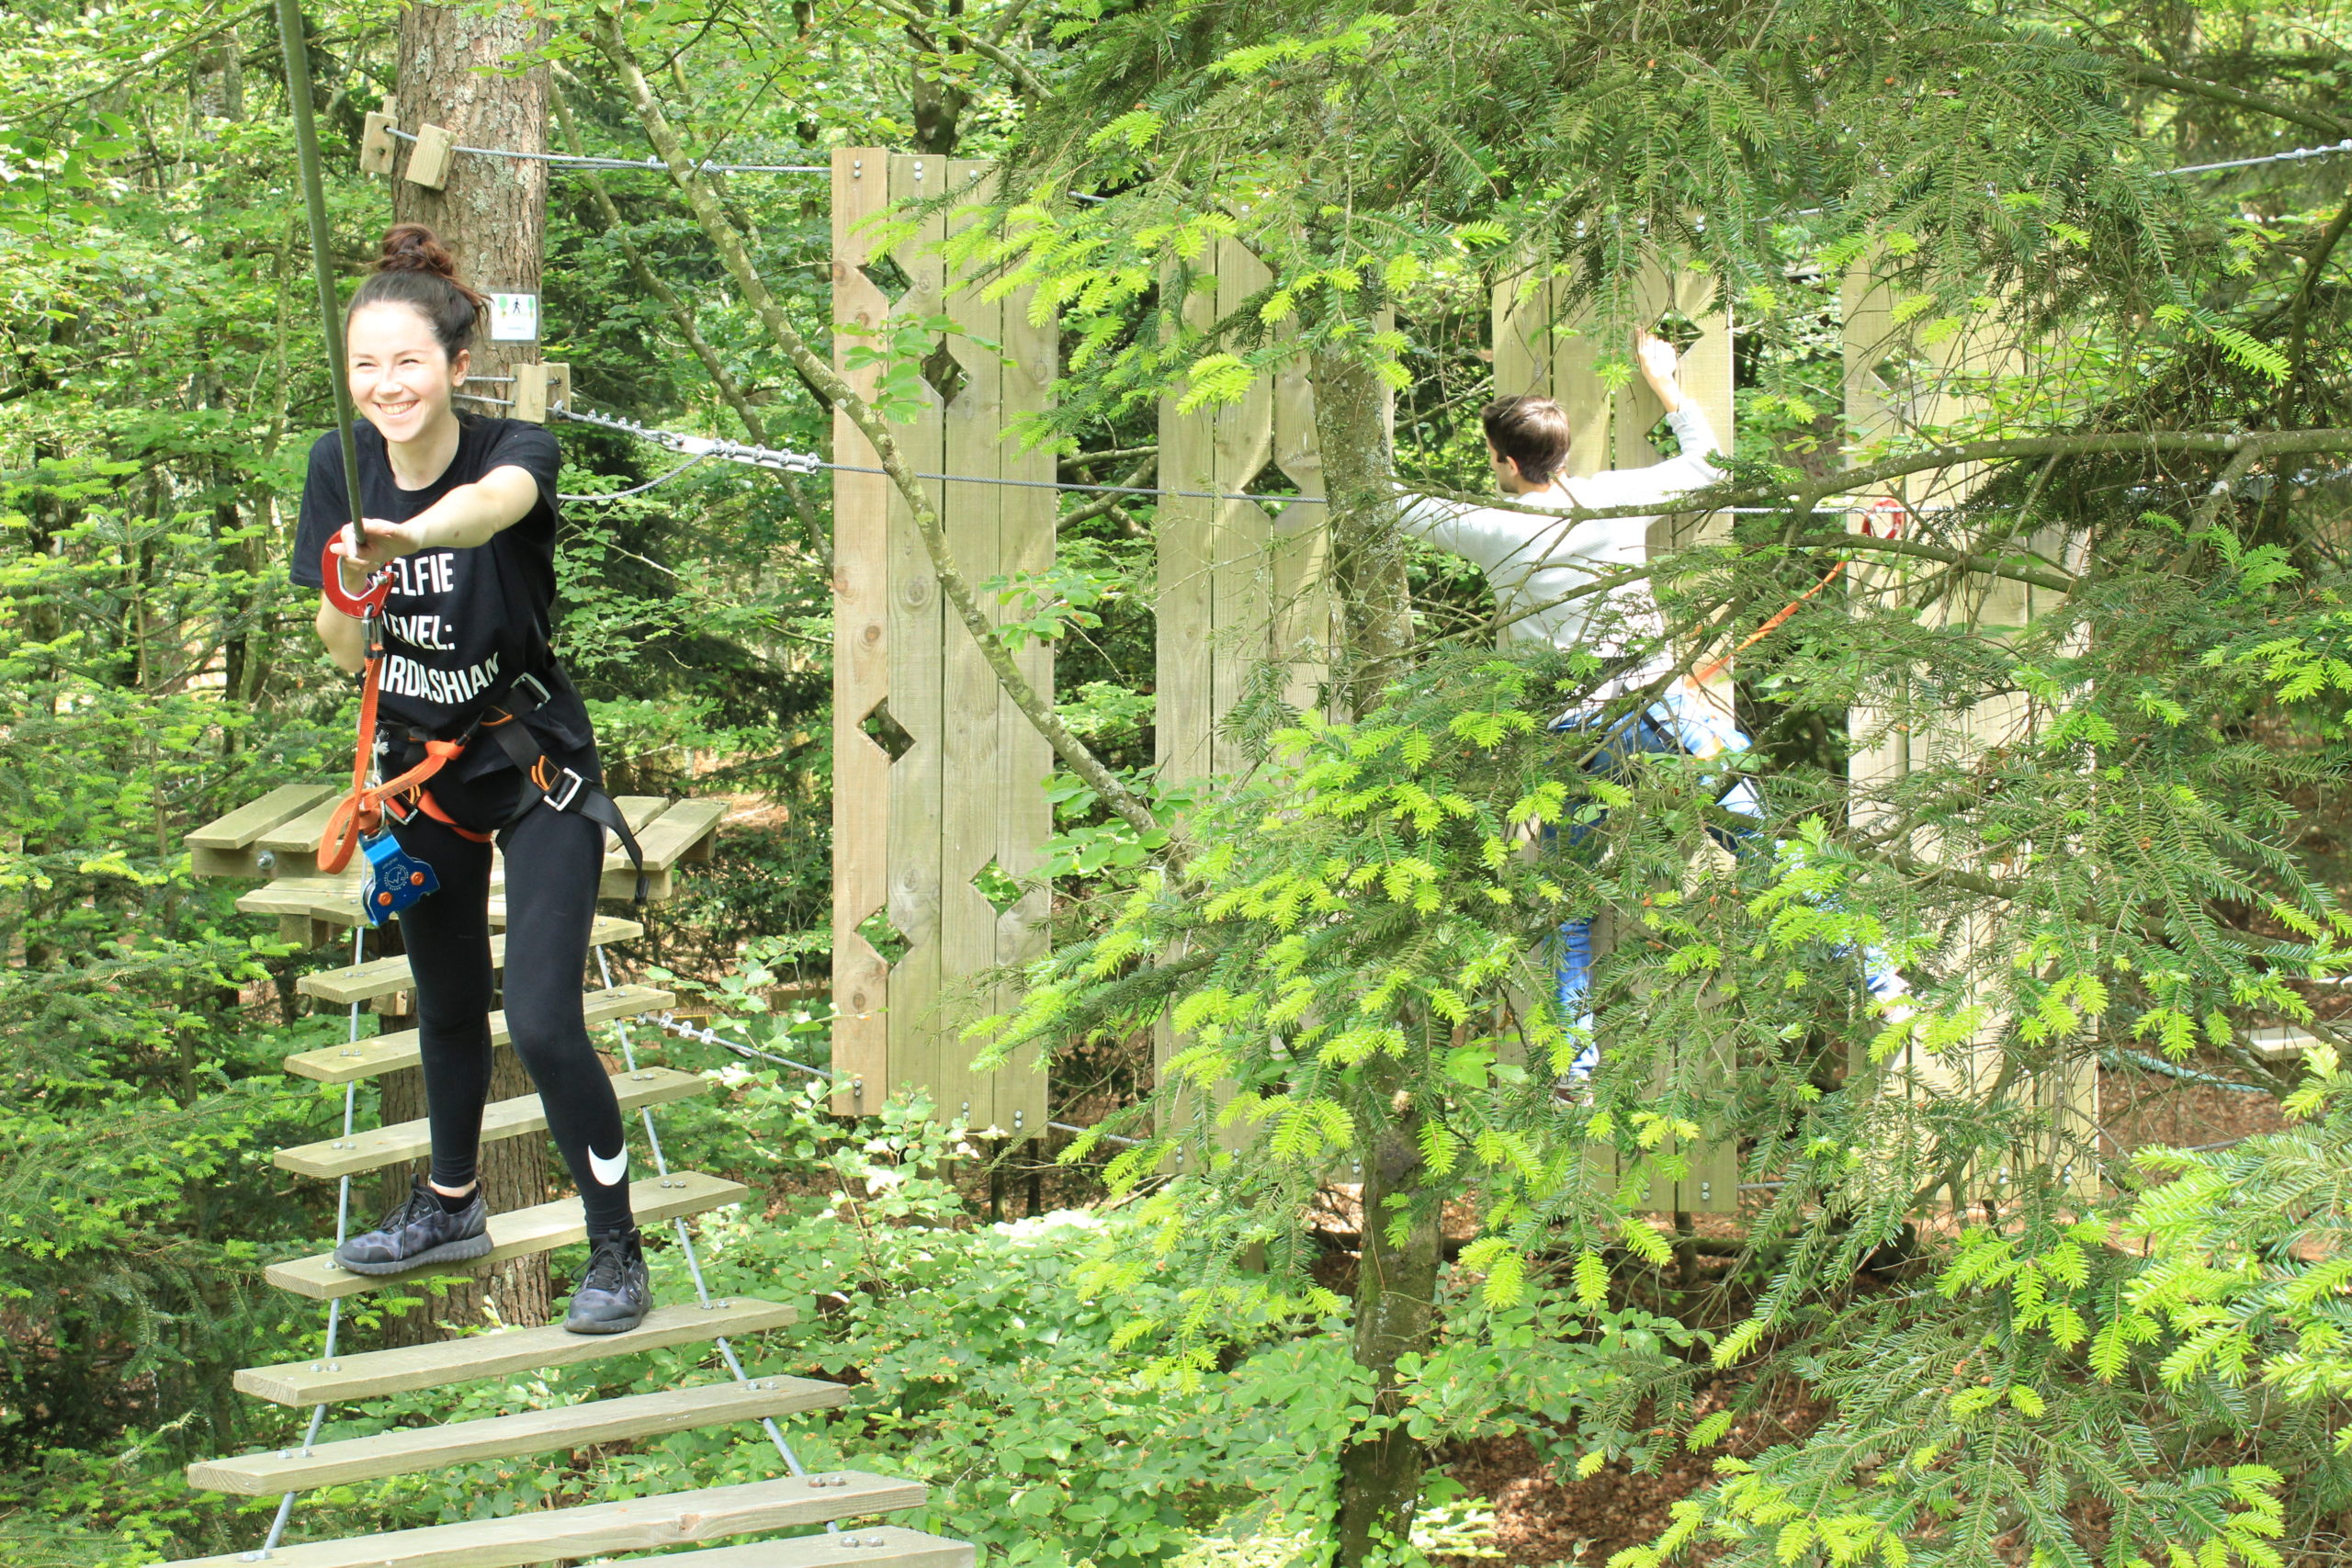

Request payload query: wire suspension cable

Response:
[559,449,714,503]
[630,1008,1148,1147]
[387,123,2350,186]
[2157,137,2352,176]
[276,0,364,602]
[593,948,819,1497]
[254,7,364,1551]
[384,123,824,175]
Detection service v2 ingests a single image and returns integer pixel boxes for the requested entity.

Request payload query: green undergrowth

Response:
[5,1071,1675,1568]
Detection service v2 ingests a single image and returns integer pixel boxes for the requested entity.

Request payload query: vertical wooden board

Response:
[883,152,951,1119]
[1156,261,1222,789]
[935,157,1010,1133]
[1491,270,1553,406]
[1205,242,1277,778]
[1525,258,1740,1203]
[993,240,1058,1140]
[1270,345,1332,717]
[831,149,895,1115]
[1838,265,2091,1203]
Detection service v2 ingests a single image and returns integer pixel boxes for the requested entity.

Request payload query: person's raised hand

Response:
[328,519,420,591]
[1634,327,1680,389]
[1634,327,1685,412]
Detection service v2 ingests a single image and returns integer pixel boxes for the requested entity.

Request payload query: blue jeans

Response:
[1554,683,1905,1077]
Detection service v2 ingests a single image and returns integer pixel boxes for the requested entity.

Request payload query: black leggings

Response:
[387,746,635,1236]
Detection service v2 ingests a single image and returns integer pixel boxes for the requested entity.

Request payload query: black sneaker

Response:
[334,1177,492,1276]
[563,1225,650,1335]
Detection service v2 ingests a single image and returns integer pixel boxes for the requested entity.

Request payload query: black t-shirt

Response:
[294,414,594,780]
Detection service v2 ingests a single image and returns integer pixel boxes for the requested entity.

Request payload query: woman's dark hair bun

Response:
[347,222,485,362]
[377,223,463,281]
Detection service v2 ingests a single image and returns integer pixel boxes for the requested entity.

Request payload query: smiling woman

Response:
[287,221,657,1336]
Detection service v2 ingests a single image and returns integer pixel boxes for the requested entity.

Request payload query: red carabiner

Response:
[320,534,392,618]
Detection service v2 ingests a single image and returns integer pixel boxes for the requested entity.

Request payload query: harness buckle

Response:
[543,766,587,812]
[513,671,552,707]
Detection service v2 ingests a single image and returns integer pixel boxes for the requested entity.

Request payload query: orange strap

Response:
[414,786,495,843]
[1692,500,1906,685]
[317,621,473,872]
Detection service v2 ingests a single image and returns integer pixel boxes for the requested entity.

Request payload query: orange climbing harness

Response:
[312,540,647,898]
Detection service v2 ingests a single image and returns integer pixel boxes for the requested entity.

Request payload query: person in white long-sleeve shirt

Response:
[1395,329,1725,693]
[1396,331,1908,1078]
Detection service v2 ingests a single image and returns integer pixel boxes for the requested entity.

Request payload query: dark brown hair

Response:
[1481,394,1572,486]
[346,223,486,362]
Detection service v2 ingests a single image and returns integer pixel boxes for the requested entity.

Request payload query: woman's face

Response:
[346,301,469,445]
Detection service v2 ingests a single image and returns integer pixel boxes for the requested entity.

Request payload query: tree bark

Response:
[381,0,556,1337]
[1311,343,1412,716]
[1335,1096,1442,1564]
[393,2,549,392]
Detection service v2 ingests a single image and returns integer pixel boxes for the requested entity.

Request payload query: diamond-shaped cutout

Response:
[1644,412,1683,458]
[858,908,910,964]
[971,858,1022,917]
[918,338,967,407]
[860,254,911,305]
[1650,310,1704,353]
[1241,457,1302,520]
[861,699,914,761]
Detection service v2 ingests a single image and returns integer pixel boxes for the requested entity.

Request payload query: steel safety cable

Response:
[388,126,2352,187]
[383,123,826,175]
[591,946,820,1492]
[250,4,368,1553]
[633,1009,1148,1147]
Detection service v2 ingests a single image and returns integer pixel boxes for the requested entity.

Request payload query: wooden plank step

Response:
[298,918,643,1006]
[187,1375,850,1495]
[187,784,343,877]
[243,879,530,935]
[281,985,672,1083]
[238,874,364,923]
[276,1067,708,1179]
[604,1526,972,1568]
[266,1172,748,1301]
[234,1296,797,1405]
[254,791,356,879]
[150,1471,924,1568]
[2250,1026,2318,1062]
[635,798,728,869]
[602,797,729,902]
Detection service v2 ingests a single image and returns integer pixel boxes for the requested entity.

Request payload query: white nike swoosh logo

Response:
[587,1145,628,1187]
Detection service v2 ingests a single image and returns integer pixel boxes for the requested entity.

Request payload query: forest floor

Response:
[1423,1057,2301,1566]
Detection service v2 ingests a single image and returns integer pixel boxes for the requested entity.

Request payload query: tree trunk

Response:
[1334,1097,1442,1564]
[908,18,968,155]
[1310,343,1412,716]
[1309,333,1431,1560]
[381,1,555,1336]
[393,3,549,391]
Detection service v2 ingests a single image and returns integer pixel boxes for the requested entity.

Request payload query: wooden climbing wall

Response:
[1155,238,1334,783]
[1492,260,1741,1214]
[1840,265,2098,1203]
[1151,239,1338,1165]
[831,151,1054,1137]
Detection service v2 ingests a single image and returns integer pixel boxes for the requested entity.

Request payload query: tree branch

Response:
[2112,59,2352,141]
[869,0,1050,101]
[552,83,831,574]
[590,11,1155,836]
